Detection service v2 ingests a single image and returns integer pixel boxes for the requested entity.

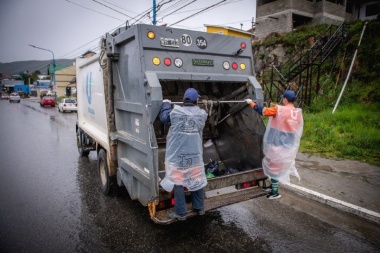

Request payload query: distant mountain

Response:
[0,59,75,75]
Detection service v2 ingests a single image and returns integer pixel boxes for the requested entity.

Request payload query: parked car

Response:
[9,92,21,103]
[1,93,9,100]
[58,98,77,113]
[40,96,55,107]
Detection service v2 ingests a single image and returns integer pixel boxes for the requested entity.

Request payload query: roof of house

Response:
[204,24,253,36]
[81,50,97,58]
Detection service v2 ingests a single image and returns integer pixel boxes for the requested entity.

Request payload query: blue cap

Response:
[183,88,200,102]
[282,90,296,102]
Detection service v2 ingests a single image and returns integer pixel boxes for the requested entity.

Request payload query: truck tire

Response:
[76,129,90,157]
[98,149,111,195]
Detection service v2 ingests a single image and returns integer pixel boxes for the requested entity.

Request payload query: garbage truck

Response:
[75,24,267,224]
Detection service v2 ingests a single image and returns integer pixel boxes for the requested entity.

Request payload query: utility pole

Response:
[29,44,56,102]
[153,0,157,25]
[332,22,368,114]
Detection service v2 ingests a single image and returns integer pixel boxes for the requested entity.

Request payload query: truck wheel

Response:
[98,149,111,195]
[77,129,89,157]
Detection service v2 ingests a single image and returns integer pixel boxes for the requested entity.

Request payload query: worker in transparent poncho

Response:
[159,88,208,220]
[245,90,303,199]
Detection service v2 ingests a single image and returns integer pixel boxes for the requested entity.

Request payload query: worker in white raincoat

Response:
[159,88,208,220]
[246,90,303,199]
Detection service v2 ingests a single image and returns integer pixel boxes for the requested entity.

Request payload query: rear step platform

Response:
[152,186,268,224]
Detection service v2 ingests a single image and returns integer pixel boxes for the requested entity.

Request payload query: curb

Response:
[282,182,380,225]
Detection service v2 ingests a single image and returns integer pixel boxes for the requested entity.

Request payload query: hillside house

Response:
[255,0,380,39]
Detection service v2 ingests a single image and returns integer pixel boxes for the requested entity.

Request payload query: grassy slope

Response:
[301,103,380,166]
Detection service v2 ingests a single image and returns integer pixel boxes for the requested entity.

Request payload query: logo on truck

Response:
[86,72,92,104]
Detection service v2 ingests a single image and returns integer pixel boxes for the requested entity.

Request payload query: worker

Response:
[159,88,208,220]
[245,90,303,199]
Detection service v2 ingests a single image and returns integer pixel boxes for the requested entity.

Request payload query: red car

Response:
[40,96,55,107]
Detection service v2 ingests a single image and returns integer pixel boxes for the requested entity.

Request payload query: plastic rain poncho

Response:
[262,105,303,182]
[160,105,208,192]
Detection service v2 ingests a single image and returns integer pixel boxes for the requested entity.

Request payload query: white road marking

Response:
[282,182,380,225]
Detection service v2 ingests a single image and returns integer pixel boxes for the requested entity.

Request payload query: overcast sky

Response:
[0,0,256,63]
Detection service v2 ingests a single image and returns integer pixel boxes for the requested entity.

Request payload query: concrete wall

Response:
[255,12,292,39]
[291,0,314,13]
[256,0,316,39]
[322,1,346,18]
[255,0,350,39]
[257,0,290,17]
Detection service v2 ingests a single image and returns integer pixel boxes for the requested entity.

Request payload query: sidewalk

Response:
[283,152,380,224]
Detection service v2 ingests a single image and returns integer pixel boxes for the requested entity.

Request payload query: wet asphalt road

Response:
[0,98,379,253]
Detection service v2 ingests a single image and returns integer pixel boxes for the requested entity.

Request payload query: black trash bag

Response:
[220,167,239,176]
[204,160,220,177]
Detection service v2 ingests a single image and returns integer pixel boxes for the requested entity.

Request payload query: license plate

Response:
[160,38,179,48]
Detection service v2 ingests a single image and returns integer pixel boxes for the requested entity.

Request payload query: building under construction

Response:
[255,0,379,39]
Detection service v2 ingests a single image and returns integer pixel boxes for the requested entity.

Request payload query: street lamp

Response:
[29,44,56,100]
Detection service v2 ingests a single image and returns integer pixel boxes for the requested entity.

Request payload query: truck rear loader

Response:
[76,24,267,224]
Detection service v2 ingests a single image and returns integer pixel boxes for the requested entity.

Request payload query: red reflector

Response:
[242,182,251,188]
[171,198,175,206]
[158,201,165,209]
[232,62,238,70]
[241,42,247,49]
[164,58,172,66]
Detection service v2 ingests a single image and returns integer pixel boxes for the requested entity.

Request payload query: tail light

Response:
[236,180,258,190]
[156,187,190,211]
[164,58,172,66]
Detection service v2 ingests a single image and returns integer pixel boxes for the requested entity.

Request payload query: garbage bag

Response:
[204,160,220,176]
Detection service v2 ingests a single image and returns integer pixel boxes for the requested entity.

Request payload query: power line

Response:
[167,0,242,15]
[131,0,166,25]
[169,0,229,26]
[101,0,139,15]
[64,0,124,21]
[92,0,138,21]
[167,0,248,29]
[57,20,128,60]
[57,0,249,61]
[157,0,186,15]
[159,0,197,19]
